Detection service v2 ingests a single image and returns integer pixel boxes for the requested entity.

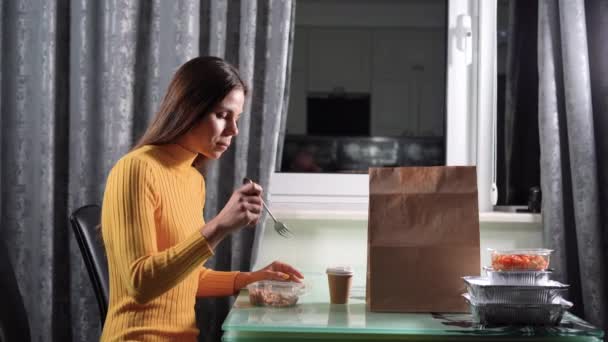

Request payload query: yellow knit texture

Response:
[100,144,238,342]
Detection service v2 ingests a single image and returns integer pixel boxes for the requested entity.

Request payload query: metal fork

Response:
[243,178,293,238]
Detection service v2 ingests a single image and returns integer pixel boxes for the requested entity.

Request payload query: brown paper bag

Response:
[366,166,480,313]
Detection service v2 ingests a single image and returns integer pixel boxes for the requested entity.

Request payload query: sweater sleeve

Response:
[196,267,240,297]
[102,157,213,304]
[194,166,239,297]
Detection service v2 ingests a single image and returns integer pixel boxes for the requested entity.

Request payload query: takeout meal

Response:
[490,249,552,271]
[463,248,571,326]
[483,266,552,285]
[247,280,306,307]
[249,287,298,307]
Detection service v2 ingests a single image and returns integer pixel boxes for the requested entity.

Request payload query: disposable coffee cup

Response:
[326,265,353,304]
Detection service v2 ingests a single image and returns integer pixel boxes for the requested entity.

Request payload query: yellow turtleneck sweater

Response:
[100,144,239,342]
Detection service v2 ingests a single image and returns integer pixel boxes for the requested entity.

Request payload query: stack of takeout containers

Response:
[462,248,572,325]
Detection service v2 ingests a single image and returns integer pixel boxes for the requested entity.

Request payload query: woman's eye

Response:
[216,112,228,119]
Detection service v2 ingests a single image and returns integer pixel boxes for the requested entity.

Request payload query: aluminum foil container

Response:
[463,276,568,304]
[484,266,552,285]
[463,293,572,326]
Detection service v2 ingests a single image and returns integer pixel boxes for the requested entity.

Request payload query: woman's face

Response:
[181,88,245,159]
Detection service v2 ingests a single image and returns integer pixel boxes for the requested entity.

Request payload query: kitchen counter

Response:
[222,273,603,341]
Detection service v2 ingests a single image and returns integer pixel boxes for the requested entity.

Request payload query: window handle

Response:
[455,14,473,65]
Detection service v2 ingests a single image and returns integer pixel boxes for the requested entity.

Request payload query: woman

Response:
[100,56,303,341]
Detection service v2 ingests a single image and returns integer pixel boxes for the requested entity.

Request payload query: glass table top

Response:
[223,273,603,339]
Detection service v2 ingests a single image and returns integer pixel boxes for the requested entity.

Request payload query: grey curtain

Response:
[538,0,607,333]
[0,0,295,341]
[197,1,295,341]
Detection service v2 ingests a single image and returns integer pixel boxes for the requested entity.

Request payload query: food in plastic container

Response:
[463,293,572,326]
[247,281,306,307]
[490,248,553,271]
[484,266,552,285]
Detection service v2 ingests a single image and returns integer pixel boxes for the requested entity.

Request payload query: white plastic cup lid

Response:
[326,265,354,276]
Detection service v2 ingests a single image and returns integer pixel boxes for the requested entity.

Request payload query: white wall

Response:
[253,216,543,287]
[287,0,446,137]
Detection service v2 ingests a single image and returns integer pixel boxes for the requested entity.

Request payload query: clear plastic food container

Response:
[247,281,307,307]
[463,293,572,326]
[463,276,568,304]
[484,266,552,285]
[489,248,553,271]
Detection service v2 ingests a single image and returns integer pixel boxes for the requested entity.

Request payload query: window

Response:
[495,0,541,207]
[279,0,448,174]
[272,0,497,213]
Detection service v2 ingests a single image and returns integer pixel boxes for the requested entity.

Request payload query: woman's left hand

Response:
[235,261,304,290]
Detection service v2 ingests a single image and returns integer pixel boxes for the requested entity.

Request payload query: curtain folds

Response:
[538,0,607,332]
[0,1,294,341]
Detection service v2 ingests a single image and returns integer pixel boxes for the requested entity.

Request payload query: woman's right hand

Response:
[201,182,263,248]
[215,182,263,232]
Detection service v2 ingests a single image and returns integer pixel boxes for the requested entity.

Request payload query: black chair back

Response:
[70,204,109,326]
[0,239,31,342]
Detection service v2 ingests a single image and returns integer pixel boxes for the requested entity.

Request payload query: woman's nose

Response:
[226,120,238,136]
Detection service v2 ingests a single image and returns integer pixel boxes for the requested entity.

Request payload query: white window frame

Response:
[271,0,505,218]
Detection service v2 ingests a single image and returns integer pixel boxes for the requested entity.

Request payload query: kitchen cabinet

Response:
[307,28,372,93]
[370,29,445,137]
[287,26,446,138]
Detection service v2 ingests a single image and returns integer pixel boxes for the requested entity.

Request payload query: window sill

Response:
[269,201,541,224]
[269,174,541,224]
[479,211,541,224]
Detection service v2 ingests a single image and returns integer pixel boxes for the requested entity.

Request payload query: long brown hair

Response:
[133,56,248,149]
